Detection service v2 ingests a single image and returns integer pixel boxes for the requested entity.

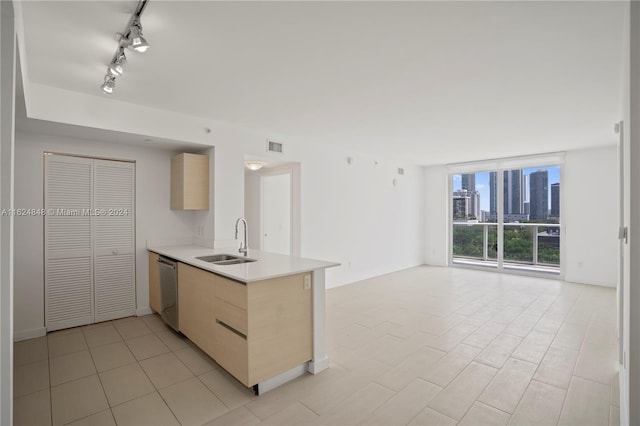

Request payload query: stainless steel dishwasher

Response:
[157,256,179,331]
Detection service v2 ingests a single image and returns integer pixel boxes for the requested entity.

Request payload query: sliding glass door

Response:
[451,171,498,269]
[450,164,561,276]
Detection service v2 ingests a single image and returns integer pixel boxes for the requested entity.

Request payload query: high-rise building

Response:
[461,174,475,192]
[489,172,497,221]
[530,170,549,220]
[470,191,480,219]
[503,169,524,215]
[452,190,471,220]
[452,189,480,220]
[551,183,560,218]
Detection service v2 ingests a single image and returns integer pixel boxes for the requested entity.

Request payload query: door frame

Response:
[258,164,301,257]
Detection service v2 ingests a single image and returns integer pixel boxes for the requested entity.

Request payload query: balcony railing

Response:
[452,222,560,270]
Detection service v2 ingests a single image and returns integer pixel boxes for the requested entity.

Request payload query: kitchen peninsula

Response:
[147,245,339,394]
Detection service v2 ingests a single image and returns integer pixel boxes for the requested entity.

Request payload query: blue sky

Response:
[453,167,561,212]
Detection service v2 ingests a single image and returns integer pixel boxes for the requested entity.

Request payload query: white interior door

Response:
[45,155,94,331]
[93,159,136,322]
[617,121,626,364]
[261,173,291,255]
[45,155,136,330]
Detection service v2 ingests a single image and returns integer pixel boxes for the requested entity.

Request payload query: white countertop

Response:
[147,245,340,283]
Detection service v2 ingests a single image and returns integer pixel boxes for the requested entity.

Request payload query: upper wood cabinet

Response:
[171,153,209,210]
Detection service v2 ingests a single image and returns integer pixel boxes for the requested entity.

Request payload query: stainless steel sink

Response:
[214,258,256,265]
[196,254,240,263]
[195,254,257,265]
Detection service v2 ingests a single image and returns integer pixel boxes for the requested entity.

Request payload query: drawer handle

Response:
[216,319,247,340]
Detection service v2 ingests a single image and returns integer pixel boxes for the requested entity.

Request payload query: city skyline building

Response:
[551,182,560,218]
[530,169,549,220]
[503,169,525,215]
[453,189,480,220]
[489,172,497,220]
[461,174,476,192]
[452,190,470,220]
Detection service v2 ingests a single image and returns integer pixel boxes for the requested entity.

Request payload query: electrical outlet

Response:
[303,275,311,290]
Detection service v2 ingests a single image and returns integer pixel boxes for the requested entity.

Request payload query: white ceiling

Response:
[18,1,627,165]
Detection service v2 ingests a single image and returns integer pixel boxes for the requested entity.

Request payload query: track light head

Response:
[100,75,116,94]
[108,49,127,76]
[127,19,149,52]
[99,0,149,93]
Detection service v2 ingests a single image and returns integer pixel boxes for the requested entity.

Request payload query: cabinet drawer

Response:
[215,298,247,336]
[216,276,247,309]
[214,322,249,386]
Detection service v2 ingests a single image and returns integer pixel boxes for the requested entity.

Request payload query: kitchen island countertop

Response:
[147,244,339,283]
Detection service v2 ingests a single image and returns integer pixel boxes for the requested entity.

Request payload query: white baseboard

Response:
[14,327,46,342]
[136,306,153,316]
[307,357,330,374]
[257,364,307,394]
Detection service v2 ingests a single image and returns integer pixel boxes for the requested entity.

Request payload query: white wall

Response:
[243,140,425,288]
[13,130,195,339]
[423,165,449,266]
[423,147,619,287]
[627,2,638,424]
[244,169,262,250]
[0,1,16,422]
[564,146,619,287]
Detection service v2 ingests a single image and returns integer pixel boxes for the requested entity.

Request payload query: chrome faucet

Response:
[235,217,248,256]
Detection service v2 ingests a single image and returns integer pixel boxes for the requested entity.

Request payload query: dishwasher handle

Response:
[157,257,176,269]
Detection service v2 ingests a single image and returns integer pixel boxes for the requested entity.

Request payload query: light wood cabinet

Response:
[214,273,312,387]
[175,262,313,388]
[177,262,217,357]
[148,252,161,314]
[170,153,209,210]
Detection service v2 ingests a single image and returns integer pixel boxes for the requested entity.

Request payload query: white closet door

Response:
[45,155,94,331]
[93,159,136,322]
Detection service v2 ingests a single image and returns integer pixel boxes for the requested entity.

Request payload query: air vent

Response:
[267,140,283,154]
[397,168,405,175]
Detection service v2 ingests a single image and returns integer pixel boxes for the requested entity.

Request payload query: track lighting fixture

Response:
[98,0,149,94]
[100,75,116,95]
[126,19,149,53]
[108,49,127,76]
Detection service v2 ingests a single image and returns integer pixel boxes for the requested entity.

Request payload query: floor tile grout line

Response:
[47,333,53,426]
[78,323,113,425]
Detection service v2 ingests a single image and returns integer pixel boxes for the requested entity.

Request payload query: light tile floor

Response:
[14,266,621,425]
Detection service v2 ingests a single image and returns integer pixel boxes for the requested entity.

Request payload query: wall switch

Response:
[303,275,311,290]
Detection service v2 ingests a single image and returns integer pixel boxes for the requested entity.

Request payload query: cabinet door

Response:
[247,273,312,385]
[148,252,161,313]
[45,155,94,331]
[177,263,216,356]
[171,153,209,210]
[93,160,136,322]
[214,321,249,386]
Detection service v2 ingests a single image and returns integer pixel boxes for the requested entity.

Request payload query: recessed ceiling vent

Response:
[267,140,283,154]
[397,168,405,175]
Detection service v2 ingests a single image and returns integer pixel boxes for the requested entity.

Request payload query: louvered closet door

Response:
[93,159,136,322]
[45,155,94,331]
